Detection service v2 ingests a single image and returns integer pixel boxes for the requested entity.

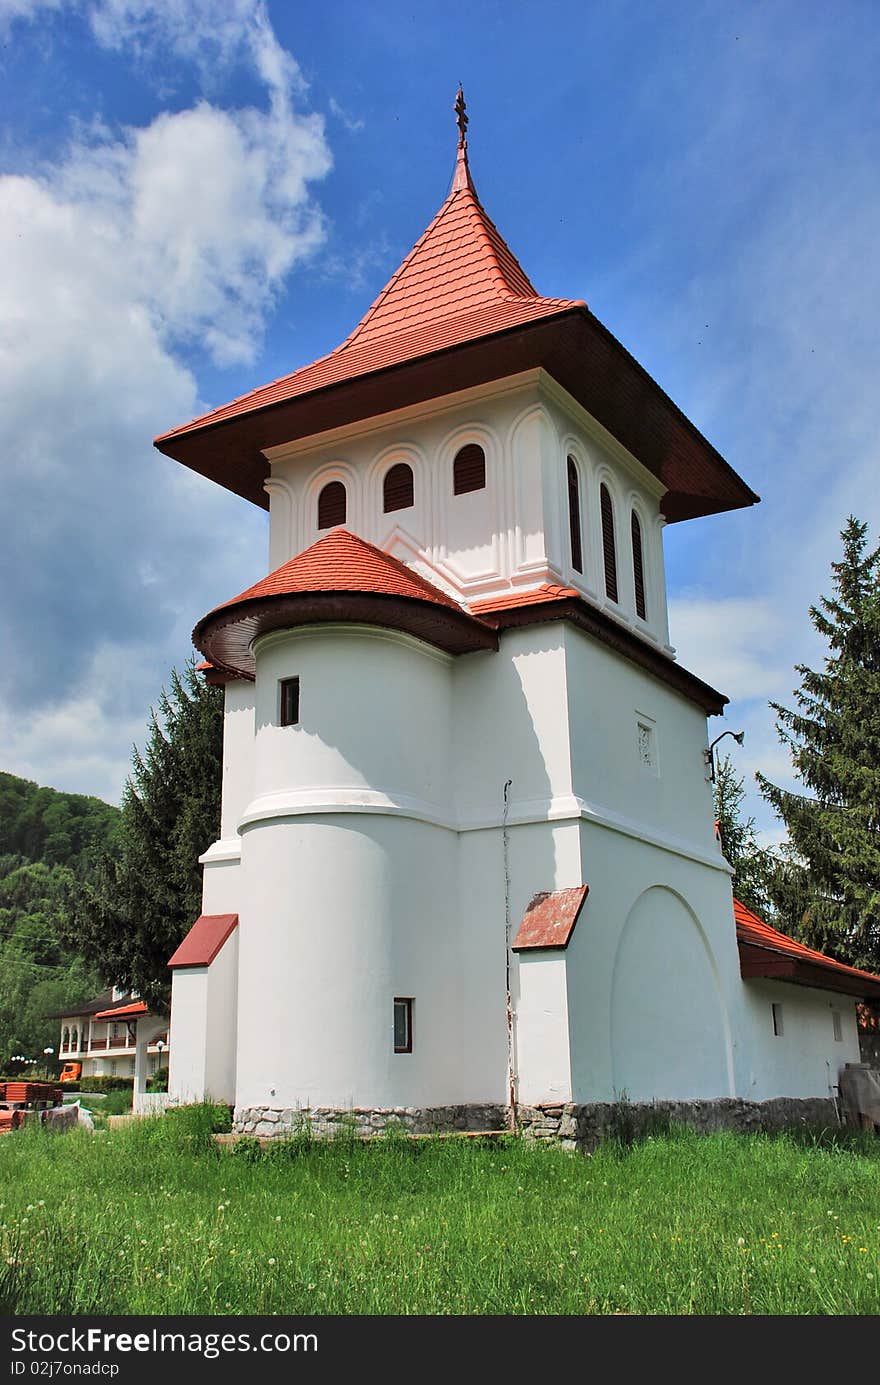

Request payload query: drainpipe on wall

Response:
[826,1059,841,1126]
[502,778,517,1131]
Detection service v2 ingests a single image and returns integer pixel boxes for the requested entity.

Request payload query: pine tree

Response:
[713,753,774,918]
[756,517,880,971]
[62,660,223,1010]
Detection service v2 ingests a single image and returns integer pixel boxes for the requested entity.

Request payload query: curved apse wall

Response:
[610,886,733,1101]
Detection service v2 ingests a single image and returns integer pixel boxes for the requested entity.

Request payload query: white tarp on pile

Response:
[839,1064,880,1127]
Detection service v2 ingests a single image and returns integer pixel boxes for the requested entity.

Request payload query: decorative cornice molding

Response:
[224,788,732,876]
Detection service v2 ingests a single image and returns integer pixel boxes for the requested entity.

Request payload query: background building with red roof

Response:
[50,987,169,1088]
[157,95,878,1134]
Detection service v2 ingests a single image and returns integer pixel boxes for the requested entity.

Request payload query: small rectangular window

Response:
[832,1009,843,1042]
[771,1002,784,1037]
[393,997,413,1054]
[280,677,300,727]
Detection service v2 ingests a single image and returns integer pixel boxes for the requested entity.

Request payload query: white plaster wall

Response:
[565,820,739,1102]
[168,969,209,1103]
[235,813,462,1110]
[608,885,733,1100]
[204,929,238,1104]
[260,375,669,651]
[454,827,509,1103]
[516,952,572,1104]
[248,626,453,821]
[219,681,255,841]
[454,819,583,1107]
[167,932,237,1105]
[563,623,718,853]
[200,856,242,914]
[732,979,861,1101]
[452,626,572,827]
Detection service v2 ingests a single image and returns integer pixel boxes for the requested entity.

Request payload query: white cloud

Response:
[0,0,61,30]
[87,0,302,97]
[669,595,790,704]
[0,646,155,803]
[328,97,365,134]
[0,2,331,801]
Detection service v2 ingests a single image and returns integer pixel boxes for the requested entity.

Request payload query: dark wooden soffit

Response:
[193,590,498,679]
[154,308,758,522]
[480,593,728,716]
[739,943,880,1000]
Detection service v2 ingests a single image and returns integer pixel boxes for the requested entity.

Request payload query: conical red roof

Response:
[193,529,496,675]
[154,104,758,526]
[156,147,582,445]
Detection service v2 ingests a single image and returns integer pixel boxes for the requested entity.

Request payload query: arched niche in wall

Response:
[436,422,503,584]
[302,462,360,548]
[610,886,734,1101]
[368,443,431,556]
[263,476,296,570]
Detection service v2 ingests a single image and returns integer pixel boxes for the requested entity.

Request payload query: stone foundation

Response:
[235,1096,841,1145]
[518,1097,841,1149]
[234,1104,509,1139]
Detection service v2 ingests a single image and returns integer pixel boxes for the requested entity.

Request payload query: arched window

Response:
[317,480,346,530]
[453,443,486,495]
[631,510,647,620]
[567,457,583,574]
[383,462,414,513]
[600,483,618,602]
[62,1027,69,1052]
[71,1028,78,1051]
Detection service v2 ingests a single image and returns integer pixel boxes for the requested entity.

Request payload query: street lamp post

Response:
[704,729,745,783]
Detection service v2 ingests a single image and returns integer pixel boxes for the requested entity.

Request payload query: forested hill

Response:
[0,772,119,1064]
[0,771,119,870]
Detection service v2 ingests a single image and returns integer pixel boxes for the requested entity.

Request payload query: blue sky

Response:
[0,1,878,840]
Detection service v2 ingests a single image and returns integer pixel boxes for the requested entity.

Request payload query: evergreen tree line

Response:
[714,517,880,975]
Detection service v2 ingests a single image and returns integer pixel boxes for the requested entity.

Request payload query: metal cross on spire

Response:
[454,85,468,150]
[451,85,473,192]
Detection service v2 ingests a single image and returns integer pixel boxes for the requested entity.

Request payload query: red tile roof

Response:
[212,528,465,615]
[93,1001,149,1020]
[512,886,589,951]
[192,529,498,675]
[168,914,239,969]
[155,147,583,447]
[470,584,581,615]
[734,897,880,998]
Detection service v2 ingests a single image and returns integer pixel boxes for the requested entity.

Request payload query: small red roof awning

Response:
[735,898,880,999]
[168,913,239,969]
[512,886,588,951]
[93,1001,149,1020]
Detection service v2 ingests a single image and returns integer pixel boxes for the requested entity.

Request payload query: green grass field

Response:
[1,1106,878,1315]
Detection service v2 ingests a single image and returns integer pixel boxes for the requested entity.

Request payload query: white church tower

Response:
[155,93,873,1135]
